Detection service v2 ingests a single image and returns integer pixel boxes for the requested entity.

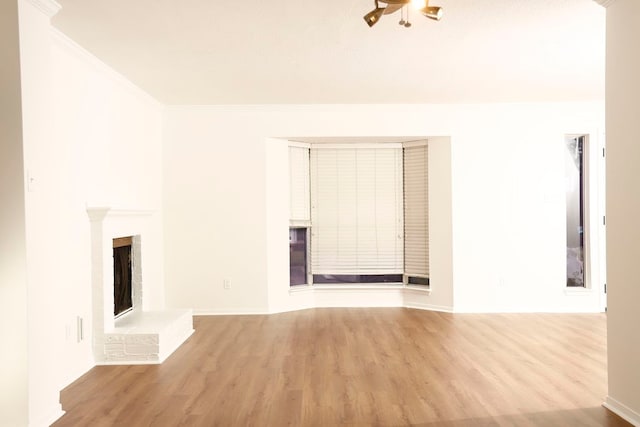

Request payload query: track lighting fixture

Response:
[363,0,443,28]
[420,6,443,21]
[363,0,386,27]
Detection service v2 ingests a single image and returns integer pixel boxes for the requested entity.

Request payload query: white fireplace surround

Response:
[87,207,193,364]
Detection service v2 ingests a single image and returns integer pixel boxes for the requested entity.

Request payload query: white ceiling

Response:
[51,0,605,105]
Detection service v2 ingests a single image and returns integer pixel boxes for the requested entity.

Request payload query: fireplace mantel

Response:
[87,207,155,221]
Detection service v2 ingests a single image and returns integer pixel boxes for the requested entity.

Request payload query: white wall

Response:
[162,109,269,313]
[48,28,165,385]
[14,4,164,422]
[0,0,29,424]
[450,104,606,312]
[163,102,604,314]
[9,4,609,421]
[604,0,640,424]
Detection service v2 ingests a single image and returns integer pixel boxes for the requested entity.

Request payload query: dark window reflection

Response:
[407,276,430,287]
[313,274,403,284]
[565,136,585,287]
[289,228,307,286]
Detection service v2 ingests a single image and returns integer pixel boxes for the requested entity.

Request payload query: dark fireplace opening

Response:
[113,237,133,317]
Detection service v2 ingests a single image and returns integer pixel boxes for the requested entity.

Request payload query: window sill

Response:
[288,284,432,298]
[312,283,404,291]
[564,287,593,296]
[289,284,313,294]
[404,286,432,295]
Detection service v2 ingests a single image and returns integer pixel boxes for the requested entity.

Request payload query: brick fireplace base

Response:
[97,309,194,364]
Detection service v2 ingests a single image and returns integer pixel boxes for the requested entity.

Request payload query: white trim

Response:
[86,207,155,222]
[312,284,404,291]
[165,102,604,114]
[193,309,270,316]
[96,360,161,366]
[564,287,594,296]
[402,140,429,148]
[452,307,604,314]
[404,302,453,313]
[268,305,315,315]
[592,0,617,7]
[289,220,311,227]
[289,285,313,294]
[603,396,640,426]
[288,141,311,149]
[50,29,162,108]
[24,0,61,17]
[405,285,431,294]
[311,143,403,149]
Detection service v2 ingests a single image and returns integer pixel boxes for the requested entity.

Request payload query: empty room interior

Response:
[1,0,639,425]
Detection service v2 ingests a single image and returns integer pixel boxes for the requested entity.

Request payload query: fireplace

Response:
[88,207,193,364]
[113,236,134,317]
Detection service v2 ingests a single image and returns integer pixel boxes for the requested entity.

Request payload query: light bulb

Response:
[411,0,427,9]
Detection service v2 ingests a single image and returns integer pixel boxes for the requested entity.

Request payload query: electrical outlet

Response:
[223,279,231,290]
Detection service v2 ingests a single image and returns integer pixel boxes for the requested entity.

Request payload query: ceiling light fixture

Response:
[363,0,443,27]
[364,0,386,27]
[420,6,443,21]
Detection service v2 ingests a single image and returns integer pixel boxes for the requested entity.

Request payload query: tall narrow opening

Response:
[289,227,308,286]
[565,135,587,287]
[113,237,133,317]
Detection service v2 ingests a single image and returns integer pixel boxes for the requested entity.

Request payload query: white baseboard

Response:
[96,359,161,366]
[603,396,640,426]
[30,404,65,427]
[268,304,315,315]
[404,302,453,313]
[193,308,270,316]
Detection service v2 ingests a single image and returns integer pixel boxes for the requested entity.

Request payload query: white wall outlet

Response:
[223,279,231,290]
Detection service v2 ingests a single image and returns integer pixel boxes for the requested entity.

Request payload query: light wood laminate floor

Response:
[53,308,630,426]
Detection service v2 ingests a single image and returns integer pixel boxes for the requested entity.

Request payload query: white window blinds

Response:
[403,143,429,277]
[289,145,310,225]
[310,146,404,275]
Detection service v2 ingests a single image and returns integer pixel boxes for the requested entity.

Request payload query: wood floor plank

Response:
[53,309,630,426]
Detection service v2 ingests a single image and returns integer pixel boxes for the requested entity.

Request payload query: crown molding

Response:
[592,0,617,7]
[50,29,162,108]
[24,0,62,17]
